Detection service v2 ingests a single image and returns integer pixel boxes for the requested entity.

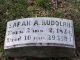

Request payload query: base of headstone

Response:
[5,46,76,58]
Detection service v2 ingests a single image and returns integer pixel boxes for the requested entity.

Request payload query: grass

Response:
[36,0,51,10]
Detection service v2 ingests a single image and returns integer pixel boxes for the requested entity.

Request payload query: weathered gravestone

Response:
[4,17,76,58]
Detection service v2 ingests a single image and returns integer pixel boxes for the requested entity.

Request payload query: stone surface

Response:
[5,46,76,58]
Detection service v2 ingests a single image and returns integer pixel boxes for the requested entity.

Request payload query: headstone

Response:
[4,17,76,57]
